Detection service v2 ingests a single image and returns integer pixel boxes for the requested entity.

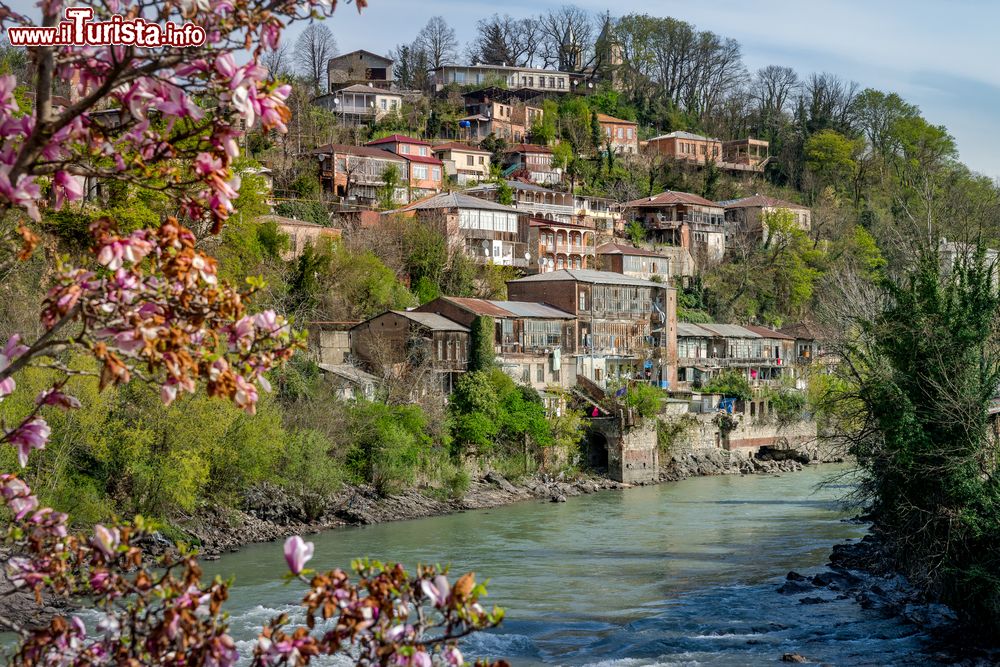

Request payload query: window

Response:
[605,126,611,136]
[419,146,428,156]
[391,100,398,110]
[536,365,544,383]
[627,128,634,139]
[432,167,441,181]
[558,78,565,89]
[578,291,586,311]
[617,127,624,139]
[380,99,387,110]
[437,340,443,360]
[413,165,428,179]
[548,76,555,88]
[455,71,465,84]
[539,77,545,88]
[399,145,408,154]
[478,156,485,165]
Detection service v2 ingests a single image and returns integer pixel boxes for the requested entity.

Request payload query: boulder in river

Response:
[781,653,810,663]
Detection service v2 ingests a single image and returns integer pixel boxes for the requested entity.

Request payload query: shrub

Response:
[701,370,753,401]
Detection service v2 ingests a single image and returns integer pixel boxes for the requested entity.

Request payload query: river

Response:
[203,465,931,666]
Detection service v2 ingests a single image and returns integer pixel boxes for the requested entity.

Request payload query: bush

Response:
[624,383,667,418]
[765,388,807,425]
[701,370,753,400]
[343,401,434,495]
[279,429,343,519]
[449,369,551,457]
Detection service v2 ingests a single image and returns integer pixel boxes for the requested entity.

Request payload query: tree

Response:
[471,14,539,67]
[414,16,459,69]
[377,164,401,210]
[295,23,337,93]
[261,42,293,81]
[468,316,496,372]
[538,5,594,70]
[0,1,506,663]
[804,129,861,192]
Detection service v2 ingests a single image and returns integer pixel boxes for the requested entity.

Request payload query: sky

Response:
[313,0,1000,178]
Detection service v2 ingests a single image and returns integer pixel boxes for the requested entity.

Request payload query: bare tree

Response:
[295,23,338,93]
[414,16,459,69]
[754,65,799,121]
[262,43,293,81]
[470,14,539,67]
[800,72,859,135]
[537,5,594,70]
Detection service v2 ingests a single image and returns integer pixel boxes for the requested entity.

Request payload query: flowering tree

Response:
[0,0,505,664]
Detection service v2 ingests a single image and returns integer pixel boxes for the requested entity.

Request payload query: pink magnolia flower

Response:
[8,493,38,520]
[36,388,82,411]
[234,374,258,415]
[92,524,120,559]
[421,575,451,608]
[283,535,314,575]
[443,646,464,666]
[7,418,50,467]
[53,170,84,209]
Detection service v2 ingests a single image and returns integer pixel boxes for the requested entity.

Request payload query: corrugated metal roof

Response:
[595,242,669,258]
[677,323,714,337]
[394,311,470,332]
[595,113,637,125]
[508,269,667,288]
[392,192,517,214]
[334,84,403,96]
[697,323,760,338]
[487,300,574,319]
[743,324,796,340]
[624,190,721,208]
[721,194,809,211]
[366,134,431,147]
[649,130,720,142]
[317,364,379,384]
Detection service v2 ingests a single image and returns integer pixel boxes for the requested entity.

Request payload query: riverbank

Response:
[178,448,813,558]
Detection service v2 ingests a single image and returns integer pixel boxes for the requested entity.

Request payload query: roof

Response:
[334,84,403,96]
[508,269,667,289]
[257,215,336,230]
[649,130,720,142]
[506,143,553,155]
[743,324,796,340]
[317,364,379,385]
[397,153,443,166]
[311,143,406,162]
[435,296,574,320]
[720,194,809,211]
[595,242,669,258]
[528,218,593,230]
[595,113,637,125]
[329,50,393,66]
[778,322,832,341]
[366,134,431,147]
[392,191,518,214]
[433,142,491,154]
[677,323,714,337]
[467,180,568,196]
[625,191,721,209]
[433,63,570,75]
[394,311,469,332]
[697,323,759,338]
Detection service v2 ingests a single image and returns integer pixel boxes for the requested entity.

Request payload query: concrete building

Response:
[526,218,596,272]
[722,138,770,171]
[416,297,576,391]
[314,84,402,125]
[596,113,639,154]
[573,194,621,236]
[624,191,727,267]
[460,89,544,144]
[433,142,492,185]
[389,191,528,268]
[647,131,722,164]
[349,310,469,395]
[433,64,579,93]
[506,269,677,389]
[720,193,811,245]
[465,180,575,223]
[503,144,560,185]
[327,50,393,91]
[311,144,409,206]
[317,364,379,401]
[366,135,443,198]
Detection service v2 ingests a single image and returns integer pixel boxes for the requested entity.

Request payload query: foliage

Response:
[622,382,667,418]
[657,415,695,455]
[449,369,551,457]
[701,370,753,400]
[377,163,402,211]
[274,200,331,226]
[625,220,645,246]
[764,387,807,425]
[343,401,435,495]
[468,316,496,372]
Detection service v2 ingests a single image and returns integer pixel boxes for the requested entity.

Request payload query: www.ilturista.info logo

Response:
[7,7,206,47]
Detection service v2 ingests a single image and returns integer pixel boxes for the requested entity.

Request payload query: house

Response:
[596,114,639,155]
[257,215,340,260]
[720,193,811,245]
[778,322,837,367]
[310,144,409,206]
[647,131,722,164]
[314,84,402,125]
[722,138,770,170]
[433,142,492,185]
[308,321,358,365]
[416,297,577,391]
[506,269,677,389]
[465,180,575,223]
[623,191,727,267]
[433,65,579,93]
[388,192,528,268]
[675,323,794,391]
[366,135,443,198]
[502,144,560,185]
[460,89,544,144]
[327,50,393,91]
[349,310,469,395]
[595,242,693,281]
[526,218,595,272]
[574,195,621,235]
[317,363,379,401]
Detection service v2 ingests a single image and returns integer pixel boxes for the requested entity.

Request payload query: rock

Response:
[777,580,815,595]
[483,471,519,495]
[551,494,567,503]
[798,596,829,605]
[786,571,808,581]
[781,653,809,663]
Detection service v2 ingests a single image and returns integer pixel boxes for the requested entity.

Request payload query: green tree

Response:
[377,164,401,210]
[468,316,496,372]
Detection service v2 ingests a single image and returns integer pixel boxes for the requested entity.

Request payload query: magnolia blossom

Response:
[283,535,314,575]
[443,646,464,666]
[421,575,451,608]
[7,418,50,467]
[0,334,29,400]
[36,388,82,411]
[92,524,121,559]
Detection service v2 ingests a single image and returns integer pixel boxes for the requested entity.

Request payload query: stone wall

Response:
[590,417,659,484]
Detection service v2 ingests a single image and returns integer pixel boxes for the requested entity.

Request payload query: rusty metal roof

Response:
[624,190,721,208]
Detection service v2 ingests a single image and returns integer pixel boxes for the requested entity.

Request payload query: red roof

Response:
[722,194,809,211]
[399,153,443,166]
[366,134,431,147]
[595,113,637,125]
[625,190,720,208]
[311,143,407,161]
[506,143,553,155]
[433,142,490,154]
